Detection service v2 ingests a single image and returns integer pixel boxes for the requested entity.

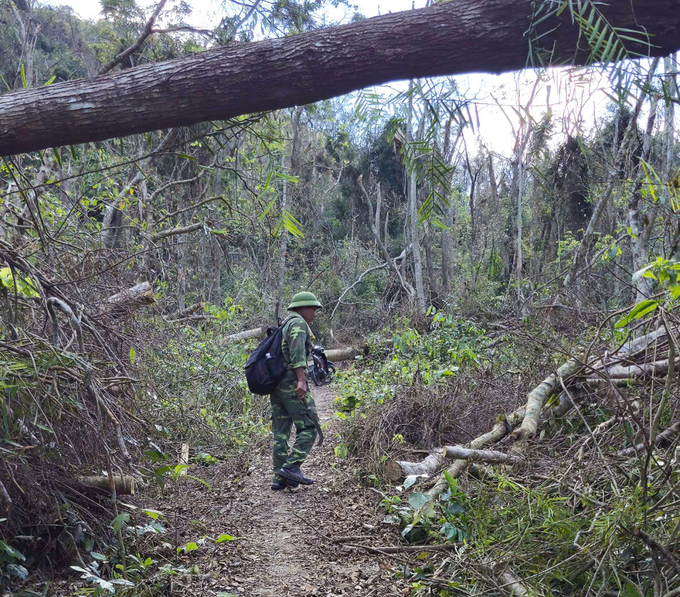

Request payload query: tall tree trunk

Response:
[3,0,679,155]
[628,94,659,302]
[407,89,427,315]
[274,153,290,321]
[274,108,302,320]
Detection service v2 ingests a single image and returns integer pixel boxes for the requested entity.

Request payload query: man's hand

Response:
[294,367,307,400]
[295,379,307,400]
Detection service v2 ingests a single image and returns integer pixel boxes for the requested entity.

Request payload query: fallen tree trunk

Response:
[106,281,155,315]
[385,452,447,483]
[512,358,583,443]
[441,445,523,465]
[223,327,265,343]
[2,0,678,156]
[78,475,135,495]
[603,357,679,379]
[427,405,526,498]
[325,347,359,362]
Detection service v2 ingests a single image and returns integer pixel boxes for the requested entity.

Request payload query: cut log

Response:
[441,445,523,465]
[325,347,359,362]
[604,357,679,379]
[78,475,135,495]
[223,327,265,343]
[512,358,583,443]
[106,281,155,315]
[427,405,526,498]
[385,452,446,483]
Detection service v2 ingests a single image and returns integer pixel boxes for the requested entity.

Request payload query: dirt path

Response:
[157,384,408,597]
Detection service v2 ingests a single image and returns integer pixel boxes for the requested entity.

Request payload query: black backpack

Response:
[244,318,292,395]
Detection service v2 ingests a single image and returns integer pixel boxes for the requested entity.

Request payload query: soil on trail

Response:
[156,384,410,597]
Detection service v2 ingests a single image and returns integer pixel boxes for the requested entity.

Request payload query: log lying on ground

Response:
[617,421,680,457]
[223,327,265,343]
[106,281,155,315]
[325,347,359,362]
[602,357,679,379]
[385,452,447,483]
[512,358,583,443]
[78,475,135,495]
[441,445,523,465]
[427,405,526,498]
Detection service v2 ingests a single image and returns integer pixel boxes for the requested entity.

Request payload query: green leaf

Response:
[44,75,57,86]
[143,509,163,520]
[20,64,27,88]
[615,299,659,328]
[0,540,26,562]
[178,542,198,553]
[129,347,136,364]
[408,492,431,510]
[216,534,237,543]
[112,513,130,532]
[624,580,643,597]
[334,445,347,458]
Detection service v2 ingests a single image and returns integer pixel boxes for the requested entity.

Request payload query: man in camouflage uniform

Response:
[271,291,322,490]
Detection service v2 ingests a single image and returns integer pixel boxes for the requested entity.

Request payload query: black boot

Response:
[279,466,313,486]
[271,478,299,491]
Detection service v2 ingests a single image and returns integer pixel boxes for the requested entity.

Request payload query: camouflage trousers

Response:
[270,372,318,482]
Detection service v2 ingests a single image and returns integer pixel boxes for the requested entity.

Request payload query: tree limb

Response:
[98,0,170,75]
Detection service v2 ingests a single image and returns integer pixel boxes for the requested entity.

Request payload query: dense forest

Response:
[1,0,680,595]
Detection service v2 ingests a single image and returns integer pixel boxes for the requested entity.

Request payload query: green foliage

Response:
[336,309,485,413]
[615,258,680,327]
[0,268,39,298]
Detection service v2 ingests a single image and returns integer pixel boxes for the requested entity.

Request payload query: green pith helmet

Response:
[287,291,322,310]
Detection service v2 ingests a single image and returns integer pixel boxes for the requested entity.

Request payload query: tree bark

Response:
[512,358,583,443]
[324,347,359,362]
[441,445,523,465]
[3,1,678,156]
[385,452,447,483]
[427,404,527,498]
[106,281,156,314]
[222,327,266,343]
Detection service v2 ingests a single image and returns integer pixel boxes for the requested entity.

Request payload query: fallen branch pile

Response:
[0,240,152,566]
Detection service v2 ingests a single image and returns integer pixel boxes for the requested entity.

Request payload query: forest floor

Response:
[149,384,411,597]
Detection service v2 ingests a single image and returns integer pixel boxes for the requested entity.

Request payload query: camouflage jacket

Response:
[280,312,314,371]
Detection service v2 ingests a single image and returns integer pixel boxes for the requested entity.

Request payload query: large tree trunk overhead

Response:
[1,0,679,156]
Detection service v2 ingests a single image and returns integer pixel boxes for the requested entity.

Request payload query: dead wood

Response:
[325,347,359,362]
[441,445,523,465]
[105,281,155,315]
[171,303,203,319]
[46,297,84,352]
[222,327,265,343]
[385,452,447,483]
[603,357,679,379]
[332,535,374,544]
[512,358,583,444]
[427,405,526,498]
[78,475,135,495]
